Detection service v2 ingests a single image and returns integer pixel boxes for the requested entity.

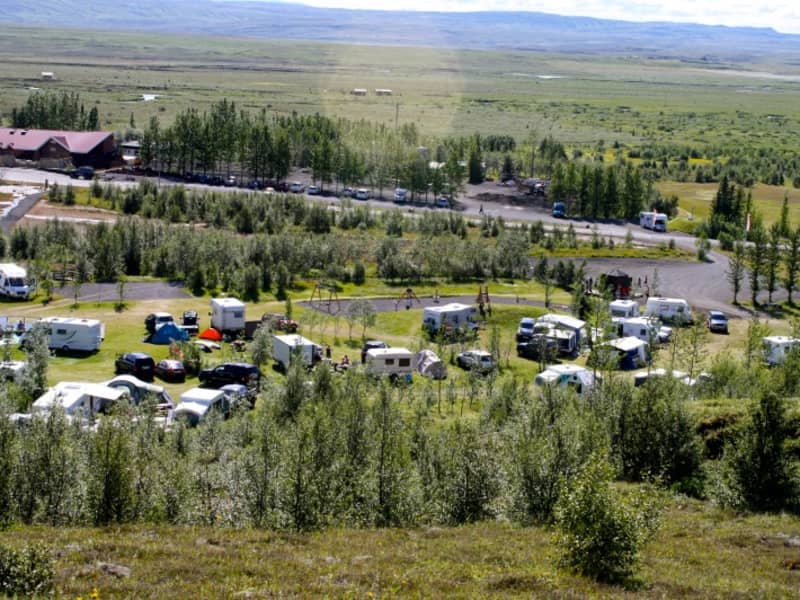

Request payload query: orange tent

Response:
[198,327,223,341]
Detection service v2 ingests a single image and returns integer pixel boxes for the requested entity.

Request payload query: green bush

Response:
[555,456,662,584]
[0,543,54,597]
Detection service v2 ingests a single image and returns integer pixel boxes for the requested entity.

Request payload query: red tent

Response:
[198,327,223,341]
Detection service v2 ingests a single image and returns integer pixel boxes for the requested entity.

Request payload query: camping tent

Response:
[147,322,189,345]
[415,349,447,380]
[198,327,223,341]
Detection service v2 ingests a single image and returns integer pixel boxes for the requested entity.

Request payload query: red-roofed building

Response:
[0,128,116,167]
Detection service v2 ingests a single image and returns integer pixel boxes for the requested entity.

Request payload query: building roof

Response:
[0,128,113,155]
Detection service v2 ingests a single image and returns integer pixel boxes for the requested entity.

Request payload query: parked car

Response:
[516,336,559,361]
[355,188,370,200]
[707,310,729,334]
[262,313,298,333]
[394,188,408,202]
[289,181,304,193]
[220,383,256,409]
[198,362,262,389]
[456,350,496,373]
[436,195,450,208]
[307,184,321,195]
[174,388,230,426]
[69,166,94,179]
[115,352,156,380]
[341,186,355,197]
[154,359,187,383]
[145,312,174,334]
[224,175,238,187]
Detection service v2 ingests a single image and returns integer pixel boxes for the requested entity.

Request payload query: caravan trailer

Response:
[33,382,124,421]
[609,300,640,320]
[644,297,692,324]
[273,334,323,371]
[210,297,246,333]
[422,303,478,336]
[534,364,597,395]
[537,314,586,348]
[616,317,671,343]
[38,317,104,352]
[762,336,800,366]
[365,347,414,381]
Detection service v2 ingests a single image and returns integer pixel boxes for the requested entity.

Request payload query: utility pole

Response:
[395,103,399,130]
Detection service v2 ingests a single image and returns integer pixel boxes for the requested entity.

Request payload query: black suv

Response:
[516,335,559,361]
[114,352,156,380]
[198,362,262,389]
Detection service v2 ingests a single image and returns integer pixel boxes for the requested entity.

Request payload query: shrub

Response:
[555,455,662,583]
[0,544,54,597]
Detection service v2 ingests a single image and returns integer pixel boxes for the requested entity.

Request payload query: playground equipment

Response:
[476,285,492,318]
[309,280,341,313]
[395,287,421,310]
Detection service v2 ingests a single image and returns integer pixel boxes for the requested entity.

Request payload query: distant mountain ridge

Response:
[4,0,800,61]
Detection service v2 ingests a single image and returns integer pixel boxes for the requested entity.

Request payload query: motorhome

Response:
[210,297,246,333]
[644,297,692,324]
[273,334,323,371]
[616,316,671,343]
[38,317,104,352]
[365,347,414,381]
[762,336,800,366]
[33,382,125,421]
[534,364,597,395]
[422,303,478,336]
[0,263,33,299]
[639,211,668,232]
[609,299,640,320]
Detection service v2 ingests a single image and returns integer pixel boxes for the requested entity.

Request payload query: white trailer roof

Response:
[40,317,102,327]
[274,334,317,347]
[367,347,412,359]
[211,297,245,308]
[0,263,26,277]
[424,303,473,314]
[538,313,585,330]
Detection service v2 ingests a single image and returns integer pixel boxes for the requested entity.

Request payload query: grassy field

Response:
[2,26,800,152]
[2,498,799,598]
[658,181,800,231]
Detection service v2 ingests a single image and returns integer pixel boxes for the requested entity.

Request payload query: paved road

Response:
[3,166,748,315]
[0,190,43,232]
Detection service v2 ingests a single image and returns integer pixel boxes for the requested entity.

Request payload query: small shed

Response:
[601,268,632,299]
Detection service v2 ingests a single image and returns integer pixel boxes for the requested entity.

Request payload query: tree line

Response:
[10,91,99,131]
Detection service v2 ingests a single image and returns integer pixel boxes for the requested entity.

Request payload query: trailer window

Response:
[399,358,410,367]
[233,311,243,318]
[385,358,395,365]
[56,328,67,335]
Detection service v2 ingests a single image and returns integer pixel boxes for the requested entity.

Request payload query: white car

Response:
[456,350,496,373]
[355,188,370,200]
[289,181,304,193]
[307,184,321,195]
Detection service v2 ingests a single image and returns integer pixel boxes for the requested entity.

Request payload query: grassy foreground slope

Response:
[4,499,800,597]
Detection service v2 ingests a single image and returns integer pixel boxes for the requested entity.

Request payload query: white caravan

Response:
[174,388,229,426]
[616,316,671,343]
[762,336,800,366]
[273,334,323,370]
[537,313,586,348]
[365,347,414,380]
[210,297,246,333]
[39,317,104,352]
[644,297,692,324]
[639,211,668,232]
[33,382,125,421]
[534,364,597,395]
[422,303,478,335]
[531,320,577,355]
[415,349,447,380]
[610,299,640,320]
[0,263,33,299]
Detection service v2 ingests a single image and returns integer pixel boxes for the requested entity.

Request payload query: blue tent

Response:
[147,322,189,345]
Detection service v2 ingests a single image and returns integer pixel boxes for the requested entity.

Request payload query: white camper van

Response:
[0,263,33,299]
[422,303,478,335]
[534,364,597,395]
[174,387,229,426]
[38,317,104,352]
[609,300,640,320]
[210,297,246,333]
[644,297,691,324]
[365,347,414,381]
[639,211,668,232]
[762,336,800,366]
[273,334,323,371]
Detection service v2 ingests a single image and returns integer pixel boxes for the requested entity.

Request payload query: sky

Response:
[290,1,800,35]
